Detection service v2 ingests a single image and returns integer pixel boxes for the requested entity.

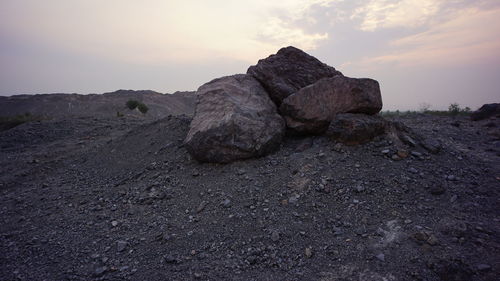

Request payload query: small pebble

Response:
[427,234,439,245]
[411,151,422,157]
[391,154,401,161]
[117,240,127,252]
[305,247,313,258]
[119,266,129,272]
[397,150,408,158]
[446,175,457,181]
[476,264,491,271]
[354,185,365,193]
[94,266,107,277]
[408,167,418,174]
[222,199,231,208]
[375,253,385,261]
[196,201,208,213]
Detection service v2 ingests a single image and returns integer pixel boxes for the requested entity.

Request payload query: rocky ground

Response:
[0,113,499,281]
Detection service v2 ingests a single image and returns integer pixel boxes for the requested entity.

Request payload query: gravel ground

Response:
[0,114,499,281]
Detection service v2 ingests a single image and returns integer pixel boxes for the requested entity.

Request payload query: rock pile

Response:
[470,103,500,121]
[185,46,430,163]
[247,46,343,105]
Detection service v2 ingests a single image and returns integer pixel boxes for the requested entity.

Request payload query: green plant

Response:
[137,103,149,114]
[126,100,140,110]
[116,111,124,117]
[448,103,461,115]
[448,103,471,116]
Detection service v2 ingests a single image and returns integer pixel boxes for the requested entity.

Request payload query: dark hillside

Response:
[0,90,195,119]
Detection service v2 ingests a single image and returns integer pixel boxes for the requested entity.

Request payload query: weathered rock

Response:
[385,121,442,154]
[116,240,128,252]
[94,266,108,277]
[185,74,285,163]
[304,247,313,258]
[326,113,387,145]
[280,76,383,134]
[247,46,342,105]
[471,103,500,121]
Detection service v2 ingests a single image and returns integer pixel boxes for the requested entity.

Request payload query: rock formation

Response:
[247,46,342,105]
[326,113,387,145]
[280,76,382,134]
[184,74,285,163]
[185,46,438,163]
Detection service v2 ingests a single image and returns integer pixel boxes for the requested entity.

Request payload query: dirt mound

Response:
[0,114,499,280]
[0,90,195,119]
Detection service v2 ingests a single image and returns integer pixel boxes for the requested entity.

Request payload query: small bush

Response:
[137,103,149,114]
[116,111,124,117]
[126,100,140,110]
[448,103,471,116]
[380,103,472,117]
[448,103,460,115]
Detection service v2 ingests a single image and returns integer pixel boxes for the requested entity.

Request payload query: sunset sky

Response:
[1,0,499,110]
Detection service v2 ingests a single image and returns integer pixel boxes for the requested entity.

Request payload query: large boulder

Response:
[326,113,387,145]
[279,76,383,134]
[184,74,285,163]
[471,103,500,121]
[247,46,342,105]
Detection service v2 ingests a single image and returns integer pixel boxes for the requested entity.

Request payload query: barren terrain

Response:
[0,113,499,280]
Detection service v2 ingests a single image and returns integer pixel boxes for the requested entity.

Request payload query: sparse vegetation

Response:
[381,103,472,117]
[0,112,43,131]
[126,100,140,110]
[448,103,470,116]
[125,100,148,114]
[379,110,418,117]
[137,103,149,114]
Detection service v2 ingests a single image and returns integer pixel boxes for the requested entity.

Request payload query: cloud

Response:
[351,0,442,31]
[358,6,500,67]
[0,0,337,65]
[257,17,328,51]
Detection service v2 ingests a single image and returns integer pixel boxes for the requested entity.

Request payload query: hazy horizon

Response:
[1,0,499,110]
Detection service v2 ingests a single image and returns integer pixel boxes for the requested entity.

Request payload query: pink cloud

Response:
[360,6,500,67]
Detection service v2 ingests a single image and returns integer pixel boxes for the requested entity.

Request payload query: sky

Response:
[1,0,499,110]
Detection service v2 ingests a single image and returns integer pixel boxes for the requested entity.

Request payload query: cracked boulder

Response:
[247,46,342,105]
[184,74,285,163]
[280,76,383,134]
